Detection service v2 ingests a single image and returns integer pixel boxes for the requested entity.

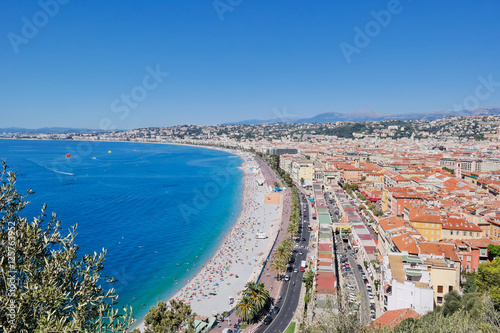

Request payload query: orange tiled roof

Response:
[441,217,482,232]
[391,233,419,254]
[418,242,459,261]
[373,308,421,329]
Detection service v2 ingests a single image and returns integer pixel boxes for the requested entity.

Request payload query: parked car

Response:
[272,306,280,314]
[294,268,298,273]
[263,315,273,325]
[284,274,290,281]
[301,267,305,272]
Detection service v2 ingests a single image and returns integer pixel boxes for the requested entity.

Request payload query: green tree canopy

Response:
[144,300,195,333]
[477,257,500,304]
[488,244,500,258]
[0,163,133,332]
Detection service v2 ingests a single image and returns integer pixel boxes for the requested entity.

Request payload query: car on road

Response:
[263,315,273,325]
[294,268,298,273]
[284,274,290,281]
[357,264,362,270]
[301,237,306,241]
[272,306,280,314]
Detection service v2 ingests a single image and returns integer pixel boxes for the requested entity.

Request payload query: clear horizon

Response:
[2,1,500,129]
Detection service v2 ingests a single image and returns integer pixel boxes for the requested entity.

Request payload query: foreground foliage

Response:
[303,276,500,333]
[477,257,500,305]
[143,299,196,333]
[0,163,133,332]
[236,281,270,323]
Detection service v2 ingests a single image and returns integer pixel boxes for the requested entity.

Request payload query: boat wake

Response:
[47,168,74,176]
[28,159,75,176]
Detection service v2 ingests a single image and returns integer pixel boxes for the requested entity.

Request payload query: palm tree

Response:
[302,270,315,291]
[275,244,289,262]
[236,295,254,323]
[270,259,283,279]
[244,282,270,315]
[287,222,298,236]
[282,237,294,253]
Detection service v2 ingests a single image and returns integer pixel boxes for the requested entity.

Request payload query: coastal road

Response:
[254,188,311,333]
[212,158,293,333]
[345,244,370,325]
[328,190,370,324]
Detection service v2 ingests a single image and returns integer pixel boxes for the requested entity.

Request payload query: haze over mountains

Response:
[2,107,500,134]
[225,107,500,125]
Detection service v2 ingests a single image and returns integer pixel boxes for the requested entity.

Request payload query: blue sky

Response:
[1,0,500,129]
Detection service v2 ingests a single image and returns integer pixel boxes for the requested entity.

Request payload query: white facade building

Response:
[381,253,434,316]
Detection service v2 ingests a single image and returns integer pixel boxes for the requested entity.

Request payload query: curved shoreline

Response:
[132,150,281,331]
[1,138,256,331]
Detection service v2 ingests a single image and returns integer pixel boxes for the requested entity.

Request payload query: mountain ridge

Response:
[224,107,500,125]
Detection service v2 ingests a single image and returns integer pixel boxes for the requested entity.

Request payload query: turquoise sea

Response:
[0,139,244,321]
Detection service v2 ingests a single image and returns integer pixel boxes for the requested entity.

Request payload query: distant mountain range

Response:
[225,107,500,125]
[0,127,111,135]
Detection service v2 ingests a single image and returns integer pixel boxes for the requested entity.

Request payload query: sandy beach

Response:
[133,150,282,331]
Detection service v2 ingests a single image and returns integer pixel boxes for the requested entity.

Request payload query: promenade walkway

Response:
[211,158,292,333]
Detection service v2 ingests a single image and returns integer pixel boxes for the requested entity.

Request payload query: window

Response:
[431,230,434,235]
[480,248,487,256]
[467,256,471,262]
[459,255,463,261]
[437,296,443,304]
[449,286,453,292]
[450,231,454,235]
[444,230,447,235]
[463,231,466,236]
[470,232,473,236]
[437,285,443,293]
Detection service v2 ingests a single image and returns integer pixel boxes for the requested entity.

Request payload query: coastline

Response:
[132,149,281,331]
[1,138,281,331]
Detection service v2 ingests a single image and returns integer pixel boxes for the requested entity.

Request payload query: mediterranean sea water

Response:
[0,139,243,321]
